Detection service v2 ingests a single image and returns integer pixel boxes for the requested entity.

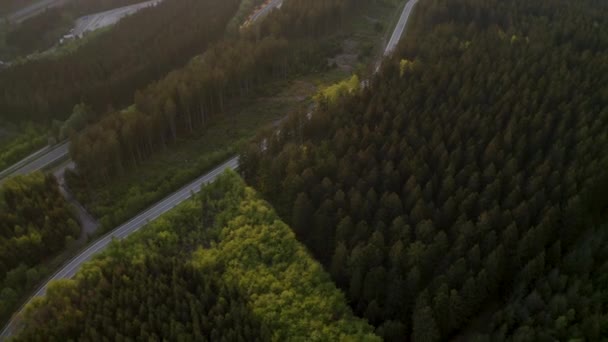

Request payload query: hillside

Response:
[12,171,378,341]
[240,0,608,340]
[2,0,607,340]
[0,0,240,123]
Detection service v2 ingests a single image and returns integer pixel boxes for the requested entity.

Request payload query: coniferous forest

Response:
[0,0,240,123]
[1,0,607,340]
[67,0,371,181]
[13,172,378,341]
[241,0,608,340]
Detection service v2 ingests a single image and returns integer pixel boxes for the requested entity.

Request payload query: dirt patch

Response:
[54,163,100,241]
[290,80,317,101]
[328,39,360,73]
[259,80,317,103]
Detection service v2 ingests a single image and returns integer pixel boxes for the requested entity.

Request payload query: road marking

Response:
[0,142,70,183]
[1,157,238,339]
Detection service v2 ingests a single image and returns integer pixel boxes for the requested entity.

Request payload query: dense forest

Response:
[3,0,607,340]
[13,171,378,341]
[479,223,608,340]
[240,0,608,340]
[67,0,375,181]
[0,0,240,123]
[0,172,79,323]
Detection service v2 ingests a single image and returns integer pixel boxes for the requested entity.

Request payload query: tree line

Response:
[13,171,377,341]
[0,0,240,123]
[0,172,79,324]
[240,0,608,340]
[68,0,373,181]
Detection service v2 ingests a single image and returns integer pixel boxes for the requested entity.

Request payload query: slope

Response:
[12,171,378,341]
[240,0,608,340]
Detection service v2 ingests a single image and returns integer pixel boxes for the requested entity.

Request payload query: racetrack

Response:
[72,0,162,37]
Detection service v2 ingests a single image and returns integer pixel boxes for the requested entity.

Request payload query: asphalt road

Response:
[0,142,70,182]
[0,0,421,338]
[384,0,420,56]
[6,0,69,23]
[249,0,283,24]
[0,156,239,340]
[72,0,162,37]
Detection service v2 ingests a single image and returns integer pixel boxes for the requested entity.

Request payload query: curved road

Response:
[73,0,162,37]
[243,0,283,27]
[251,0,282,22]
[0,0,421,339]
[0,157,239,340]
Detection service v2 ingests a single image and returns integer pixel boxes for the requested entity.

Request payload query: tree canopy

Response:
[0,172,79,324]
[13,171,378,341]
[0,0,240,123]
[240,0,608,340]
[67,0,372,182]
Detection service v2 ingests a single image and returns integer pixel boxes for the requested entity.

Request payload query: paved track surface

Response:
[250,0,283,23]
[72,0,161,36]
[0,157,239,340]
[384,0,420,55]
[0,142,70,183]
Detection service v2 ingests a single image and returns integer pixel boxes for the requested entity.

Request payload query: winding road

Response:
[243,0,283,27]
[0,157,239,339]
[72,0,162,37]
[251,0,283,23]
[0,0,421,339]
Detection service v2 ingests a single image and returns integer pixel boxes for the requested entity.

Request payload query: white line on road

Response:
[0,156,239,340]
